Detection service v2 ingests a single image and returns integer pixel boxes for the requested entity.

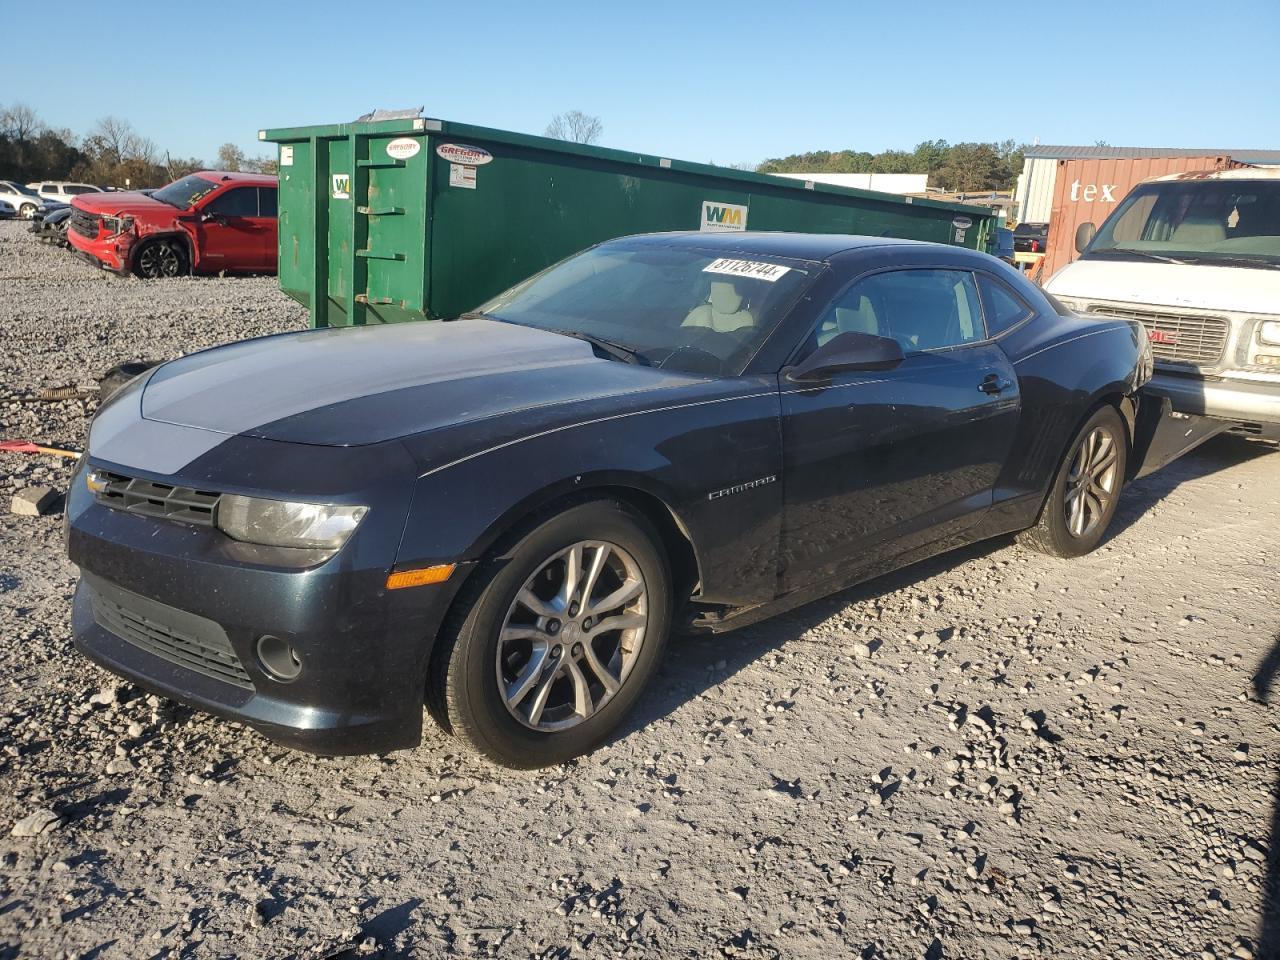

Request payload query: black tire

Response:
[1018,405,1128,558]
[427,499,672,768]
[18,203,36,220]
[133,238,189,279]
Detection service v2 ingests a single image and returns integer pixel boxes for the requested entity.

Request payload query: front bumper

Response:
[67,443,468,755]
[1146,370,1280,434]
[67,230,130,274]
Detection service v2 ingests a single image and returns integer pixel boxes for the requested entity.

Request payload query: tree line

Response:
[757,139,1027,192]
[0,103,274,188]
[5,101,1024,194]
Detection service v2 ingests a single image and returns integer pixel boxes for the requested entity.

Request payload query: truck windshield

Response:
[151,174,220,210]
[475,240,820,376]
[1086,179,1280,268]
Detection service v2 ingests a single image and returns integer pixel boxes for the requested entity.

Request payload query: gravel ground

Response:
[1,220,1279,960]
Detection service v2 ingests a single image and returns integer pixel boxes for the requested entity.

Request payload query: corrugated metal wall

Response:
[1041,156,1244,277]
[1014,157,1058,224]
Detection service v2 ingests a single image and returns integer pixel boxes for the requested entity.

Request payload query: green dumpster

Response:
[260,115,997,327]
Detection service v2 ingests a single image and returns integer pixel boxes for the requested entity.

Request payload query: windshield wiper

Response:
[1088,248,1189,265]
[1179,254,1280,271]
[556,330,646,365]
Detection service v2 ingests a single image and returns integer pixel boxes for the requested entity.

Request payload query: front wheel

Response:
[19,203,36,220]
[1018,405,1128,558]
[133,238,188,279]
[428,500,672,768]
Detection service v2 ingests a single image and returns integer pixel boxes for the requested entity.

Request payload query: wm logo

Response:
[700,200,748,233]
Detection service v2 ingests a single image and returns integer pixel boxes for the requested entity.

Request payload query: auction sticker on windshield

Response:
[703,258,792,282]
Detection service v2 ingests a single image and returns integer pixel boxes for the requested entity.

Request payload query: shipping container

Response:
[260,116,997,327]
[1041,155,1247,278]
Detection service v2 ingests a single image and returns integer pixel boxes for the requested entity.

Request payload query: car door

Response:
[778,267,1021,592]
[195,186,266,271]
[256,186,278,271]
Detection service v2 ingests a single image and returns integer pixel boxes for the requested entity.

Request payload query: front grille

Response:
[86,574,254,689]
[93,471,220,527]
[69,208,100,239]
[1087,305,1230,366]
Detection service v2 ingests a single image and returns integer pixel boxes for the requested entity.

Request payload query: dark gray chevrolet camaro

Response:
[68,232,1157,767]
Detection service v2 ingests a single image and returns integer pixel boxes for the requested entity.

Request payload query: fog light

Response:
[256,635,301,682]
[1256,354,1280,366]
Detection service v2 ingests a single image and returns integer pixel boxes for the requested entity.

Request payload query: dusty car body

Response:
[68,232,1157,767]
[67,171,277,278]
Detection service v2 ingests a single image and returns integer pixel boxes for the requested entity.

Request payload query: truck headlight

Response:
[1260,320,1280,346]
[216,495,368,550]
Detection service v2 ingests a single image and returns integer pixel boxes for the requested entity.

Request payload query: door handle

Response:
[978,373,1013,395]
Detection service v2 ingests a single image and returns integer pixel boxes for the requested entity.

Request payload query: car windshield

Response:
[151,174,219,210]
[474,241,821,376]
[5,182,40,197]
[1086,179,1280,267]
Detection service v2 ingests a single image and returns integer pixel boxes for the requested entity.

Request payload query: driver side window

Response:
[812,269,984,354]
[205,187,258,217]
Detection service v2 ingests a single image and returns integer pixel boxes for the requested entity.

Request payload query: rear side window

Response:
[977,274,1033,335]
[65,185,94,195]
[206,187,259,217]
[258,187,277,217]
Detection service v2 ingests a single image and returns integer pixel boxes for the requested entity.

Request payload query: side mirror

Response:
[787,331,906,383]
[1074,221,1096,254]
[201,210,225,224]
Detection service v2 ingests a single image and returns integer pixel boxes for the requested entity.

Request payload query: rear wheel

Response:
[1018,405,1128,558]
[134,238,188,279]
[428,500,671,768]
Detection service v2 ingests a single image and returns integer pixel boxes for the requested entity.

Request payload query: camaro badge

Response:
[708,476,777,501]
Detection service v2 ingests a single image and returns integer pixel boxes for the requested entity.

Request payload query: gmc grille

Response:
[1087,305,1230,366]
[86,573,254,690]
[69,208,100,239]
[92,470,220,527]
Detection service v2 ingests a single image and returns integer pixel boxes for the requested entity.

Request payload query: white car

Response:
[26,181,105,206]
[0,180,47,219]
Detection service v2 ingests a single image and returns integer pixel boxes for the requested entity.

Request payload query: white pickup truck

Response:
[1047,168,1280,441]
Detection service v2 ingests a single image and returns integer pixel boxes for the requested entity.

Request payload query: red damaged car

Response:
[67,171,277,278]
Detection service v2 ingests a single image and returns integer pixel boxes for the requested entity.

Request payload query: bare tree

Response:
[545,110,603,145]
[243,155,278,175]
[216,142,246,171]
[85,116,156,166]
[0,102,42,141]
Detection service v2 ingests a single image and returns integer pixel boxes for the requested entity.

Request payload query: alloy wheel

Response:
[497,540,648,732]
[1064,425,1119,538]
[138,241,182,278]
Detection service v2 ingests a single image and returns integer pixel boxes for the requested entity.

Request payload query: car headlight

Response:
[1055,295,1086,313]
[1260,320,1280,347]
[101,215,134,236]
[216,495,368,550]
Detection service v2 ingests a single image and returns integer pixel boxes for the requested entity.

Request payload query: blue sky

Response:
[3,0,1277,167]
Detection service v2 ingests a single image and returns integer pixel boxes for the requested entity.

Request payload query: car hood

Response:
[72,191,175,216]
[1047,257,1280,314]
[140,319,691,446]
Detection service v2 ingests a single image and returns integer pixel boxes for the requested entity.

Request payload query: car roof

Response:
[194,170,279,185]
[611,230,929,261]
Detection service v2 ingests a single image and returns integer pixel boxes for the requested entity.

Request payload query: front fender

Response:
[394,383,784,607]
